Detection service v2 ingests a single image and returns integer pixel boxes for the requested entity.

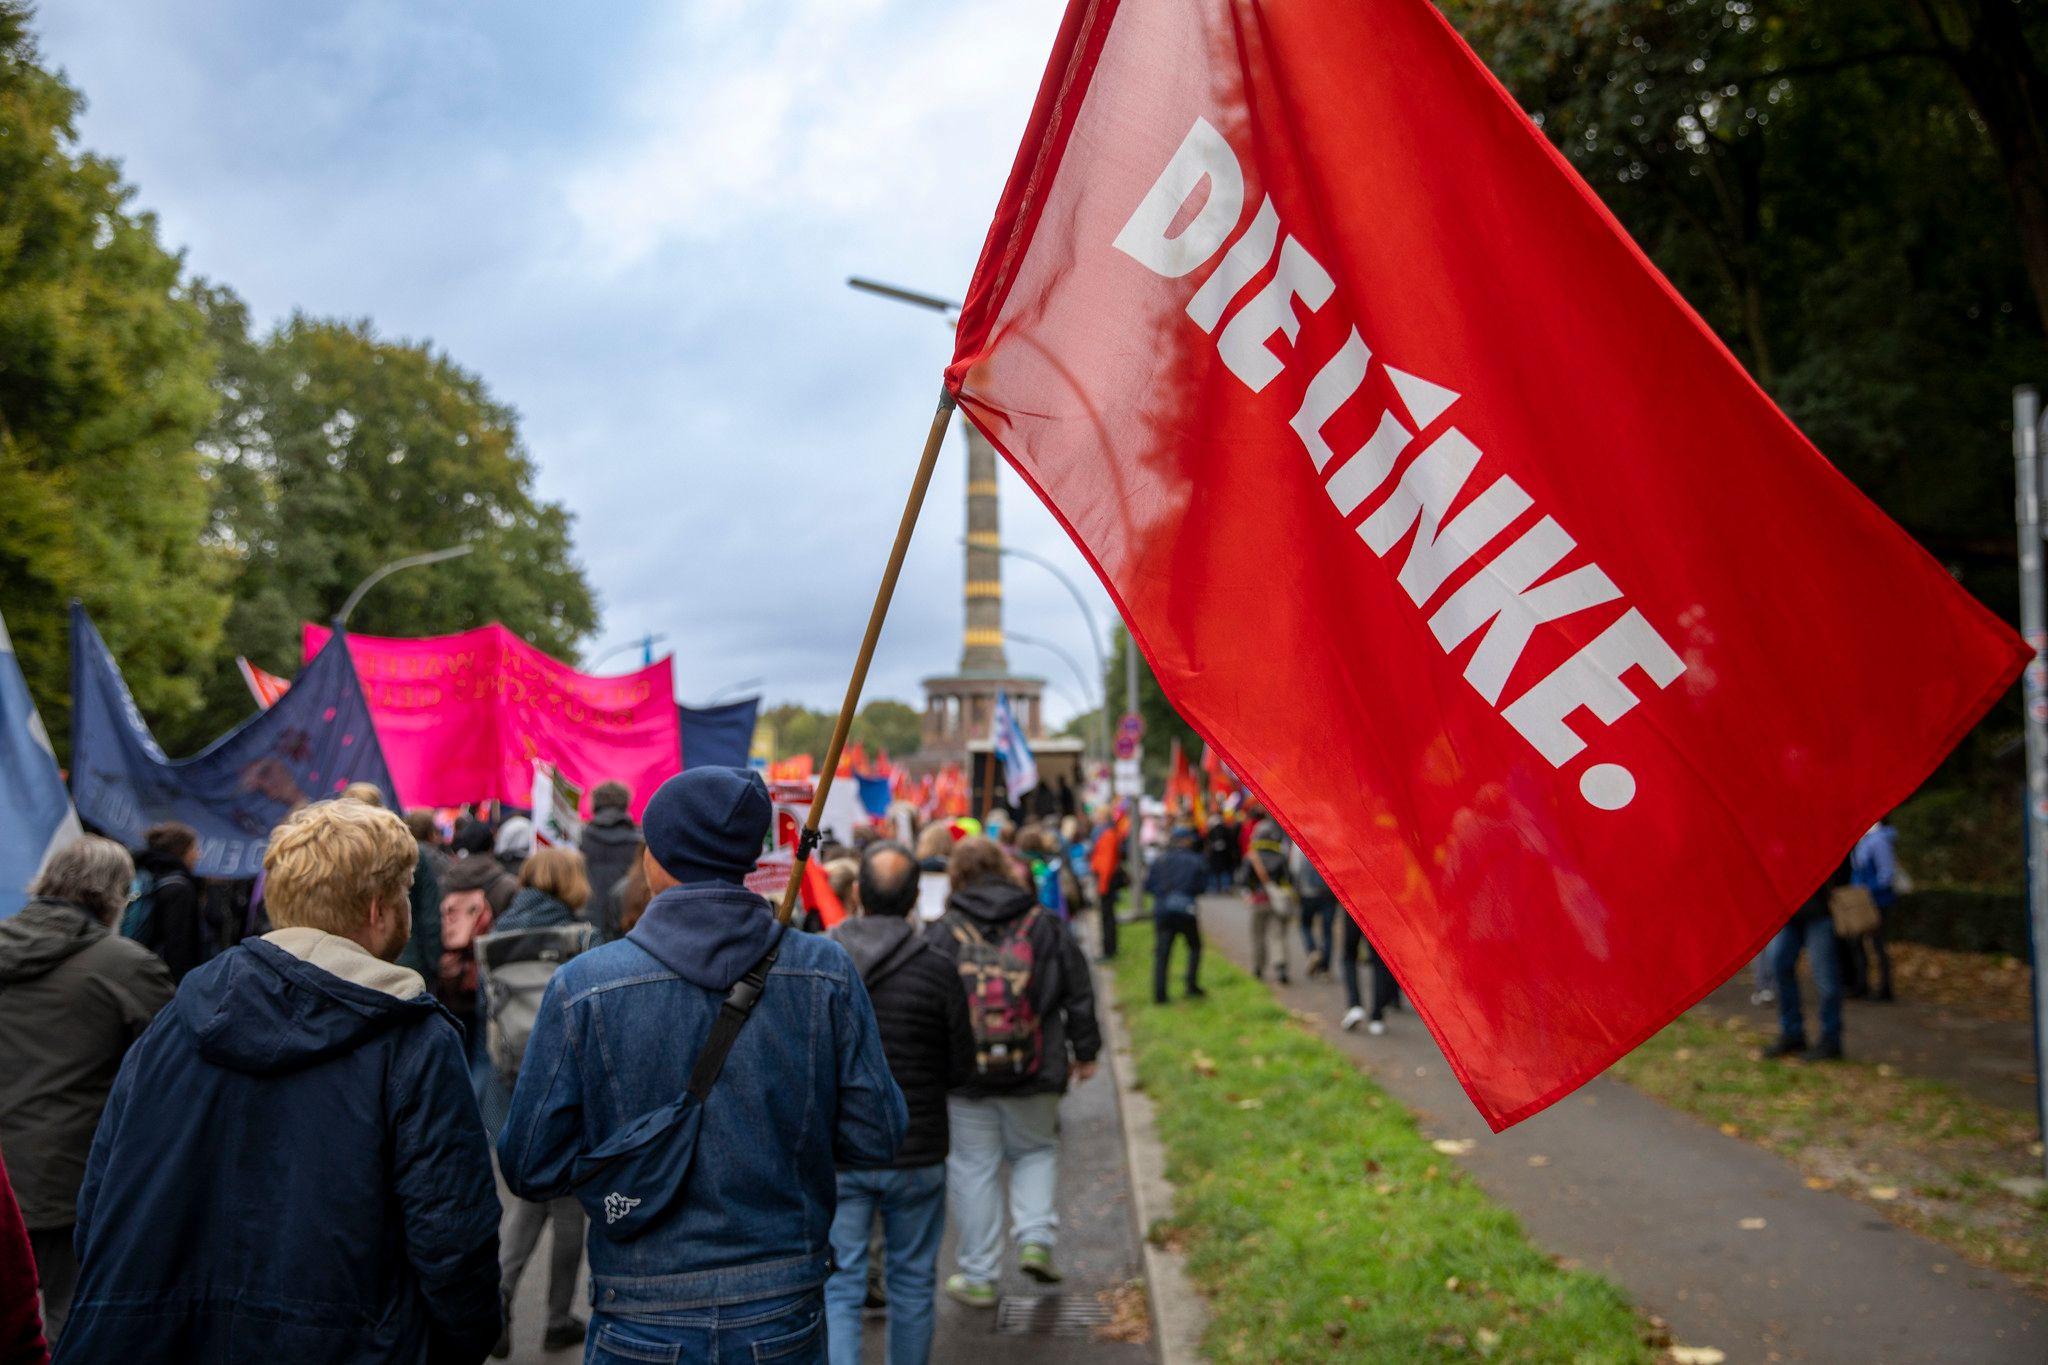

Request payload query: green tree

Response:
[759,697,924,765]
[850,698,922,759]
[0,3,227,744]
[189,297,599,741]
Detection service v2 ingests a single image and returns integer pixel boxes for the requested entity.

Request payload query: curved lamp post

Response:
[336,545,473,628]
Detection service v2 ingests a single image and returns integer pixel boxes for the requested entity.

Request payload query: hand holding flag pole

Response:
[775,389,956,924]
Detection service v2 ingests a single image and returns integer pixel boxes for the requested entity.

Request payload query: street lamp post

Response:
[335,545,474,628]
[1005,629,1107,758]
[590,633,672,671]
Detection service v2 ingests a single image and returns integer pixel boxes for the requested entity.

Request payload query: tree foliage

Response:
[0,4,227,743]
[1104,624,1202,786]
[758,697,927,766]
[187,295,599,741]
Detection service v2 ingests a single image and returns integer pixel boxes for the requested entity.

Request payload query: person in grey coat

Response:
[0,837,174,1342]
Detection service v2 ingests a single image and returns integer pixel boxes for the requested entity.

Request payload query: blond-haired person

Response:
[57,800,501,1365]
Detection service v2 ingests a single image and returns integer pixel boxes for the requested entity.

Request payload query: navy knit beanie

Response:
[642,767,772,885]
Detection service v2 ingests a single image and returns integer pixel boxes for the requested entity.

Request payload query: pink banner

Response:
[304,623,680,819]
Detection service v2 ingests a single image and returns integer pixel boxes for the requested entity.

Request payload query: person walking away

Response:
[1336,909,1402,1034]
[407,808,452,887]
[824,844,973,1365]
[1847,819,1897,1002]
[0,1151,47,1365]
[0,837,173,1344]
[126,822,216,983]
[1088,808,1124,961]
[1145,828,1207,1004]
[480,848,596,1357]
[57,799,501,1363]
[1239,817,1296,985]
[1766,857,1855,1061]
[436,850,519,1060]
[1203,818,1236,895]
[498,768,904,1364]
[579,782,642,944]
[913,823,954,924]
[1293,844,1337,976]
[927,837,1102,1306]
[494,817,534,878]
[342,784,442,983]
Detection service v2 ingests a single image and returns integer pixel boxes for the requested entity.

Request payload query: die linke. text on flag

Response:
[1114,117,1676,813]
[941,0,2027,1128]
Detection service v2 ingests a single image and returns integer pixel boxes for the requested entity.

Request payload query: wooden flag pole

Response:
[777,388,957,924]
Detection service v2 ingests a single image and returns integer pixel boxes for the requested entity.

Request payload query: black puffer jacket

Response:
[830,916,972,1169]
[925,880,1101,1099]
[579,808,643,943]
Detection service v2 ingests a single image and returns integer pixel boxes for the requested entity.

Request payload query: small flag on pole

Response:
[0,607,81,917]
[990,690,1039,800]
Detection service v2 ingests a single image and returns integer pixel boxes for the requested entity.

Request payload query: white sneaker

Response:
[1341,1006,1367,1031]
[1367,1020,1387,1036]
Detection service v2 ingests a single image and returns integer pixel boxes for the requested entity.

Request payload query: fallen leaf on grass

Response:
[1190,1051,1218,1078]
[1444,1276,1461,1292]
[1234,1097,1264,1110]
[1669,1348,1726,1365]
[1718,1123,1741,1138]
[1432,1138,1475,1155]
[1868,1186,1900,1201]
[1738,1217,1767,1231]
[1803,1176,1835,1191]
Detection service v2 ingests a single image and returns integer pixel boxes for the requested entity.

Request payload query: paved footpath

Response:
[1198,893,2046,1364]
[508,973,1156,1363]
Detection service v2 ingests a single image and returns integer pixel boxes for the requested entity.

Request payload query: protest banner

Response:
[305,622,680,819]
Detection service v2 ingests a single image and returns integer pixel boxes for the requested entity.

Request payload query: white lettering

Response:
[1501,608,1686,766]
[1289,329,1372,472]
[1357,429,1533,606]
[1188,197,1280,332]
[1216,237,1335,392]
[1430,518,1621,703]
[1112,118,1246,279]
[1325,410,1412,516]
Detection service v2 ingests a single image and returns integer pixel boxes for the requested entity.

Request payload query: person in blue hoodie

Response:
[498,767,905,1365]
[58,798,502,1364]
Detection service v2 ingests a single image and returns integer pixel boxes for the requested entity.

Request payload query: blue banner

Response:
[677,696,760,771]
[1,608,81,917]
[70,605,397,879]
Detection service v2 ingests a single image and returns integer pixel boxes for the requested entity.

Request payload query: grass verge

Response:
[1112,919,1655,1363]
[1609,1008,2048,1291]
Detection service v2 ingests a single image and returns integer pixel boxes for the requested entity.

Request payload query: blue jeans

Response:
[947,1092,1062,1285]
[585,1289,824,1363]
[1770,915,1842,1047]
[1298,894,1337,962]
[824,1165,947,1365]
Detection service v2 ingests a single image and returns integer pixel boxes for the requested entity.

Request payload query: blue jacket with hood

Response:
[56,933,502,1365]
[497,881,906,1313]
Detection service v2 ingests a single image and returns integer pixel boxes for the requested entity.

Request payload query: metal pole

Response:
[1122,627,1142,949]
[335,544,474,627]
[778,390,956,924]
[1005,628,1107,758]
[2015,384,2048,1183]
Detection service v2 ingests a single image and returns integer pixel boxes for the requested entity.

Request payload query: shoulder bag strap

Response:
[686,927,785,1103]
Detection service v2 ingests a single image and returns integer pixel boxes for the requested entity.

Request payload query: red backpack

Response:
[946,907,1044,1080]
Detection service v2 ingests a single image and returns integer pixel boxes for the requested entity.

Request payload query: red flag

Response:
[802,855,847,929]
[236,656,292,711]
[945,0,2025,1128]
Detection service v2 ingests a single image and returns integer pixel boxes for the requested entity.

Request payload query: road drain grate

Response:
[994,1292,1114,1336]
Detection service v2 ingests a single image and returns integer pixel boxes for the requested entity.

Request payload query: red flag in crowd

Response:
[1164,739,1199,811]
[236,656,292,711]
[945,0,2026,1127]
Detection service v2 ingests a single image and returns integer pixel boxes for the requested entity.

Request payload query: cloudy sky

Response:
[38,0,1116,725]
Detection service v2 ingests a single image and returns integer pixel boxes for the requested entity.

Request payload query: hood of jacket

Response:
[581,808,640,848]
[0,897,106,984]
[498,887,577,932]
[136,848,192,882]
[441,853,514,895]
[829,915,921,984]
[628,882,779,991]
[946,878,1038,929]
[173,936,439,1076]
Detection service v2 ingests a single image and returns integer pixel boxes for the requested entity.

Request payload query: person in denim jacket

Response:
[499,768,905,1364]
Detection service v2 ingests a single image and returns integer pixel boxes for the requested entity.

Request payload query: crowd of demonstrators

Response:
[929,835,1101,1306]
[3,768,1134,1364]
[58,798,502,1362]
[0,836,173,1341]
